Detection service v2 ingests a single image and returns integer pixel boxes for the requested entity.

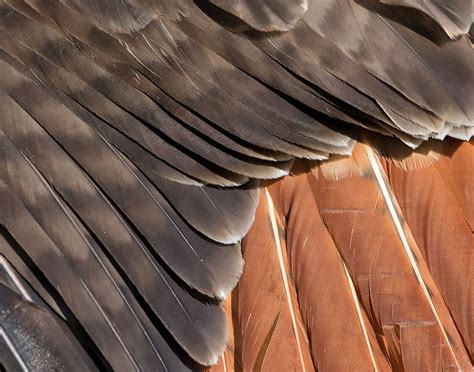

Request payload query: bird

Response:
[0,0,472,370]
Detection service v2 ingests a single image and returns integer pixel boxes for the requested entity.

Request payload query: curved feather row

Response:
[0,0,472,369]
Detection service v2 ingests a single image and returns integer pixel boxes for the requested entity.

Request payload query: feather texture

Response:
[207,0,308,32]
[306,0,474,130]
[0,0,473,369]
[312,143,472,370]
[0,255,96,371]
[233,188,314,371]
[387,140,474,359]
[376,0,473,38]
[232,144,473,370]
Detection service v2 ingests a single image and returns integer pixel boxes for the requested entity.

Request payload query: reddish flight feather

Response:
[228,142,473,371]
[388,140,474,360]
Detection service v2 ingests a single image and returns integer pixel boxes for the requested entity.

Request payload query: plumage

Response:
[207,0,309,32]
[388,142,474,359]
[0,283,94,371]
[0,0,473,370]
[306,0,474,130]
[252,18,447,143]
[375,0,473,38]
[312,143,472,370]
[235,181,391,371]
[268,171,391,371]
[224,144,473,370]
[0,92,237,364]
[232,189,315,372]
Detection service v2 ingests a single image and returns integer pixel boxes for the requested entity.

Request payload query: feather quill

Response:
[236,188,314,371]
[0,256,96,370]
[267,169,391,370]
[312,143,473,370]
[387,141,474,359]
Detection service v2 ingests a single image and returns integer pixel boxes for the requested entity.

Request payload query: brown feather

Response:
[387,140,474,360]
[311,143,472,370]
[207,0,308,32]
[0,0,473,368]
[236,189,314,371]
[434,140,474,232]
[375,0,472,39]
[268,170,391,371]
[208,295,240,372]
[220,140,474,370]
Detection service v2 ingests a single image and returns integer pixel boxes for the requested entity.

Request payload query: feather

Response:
[143,176,261,245]
[235,188,315,371]
[235,177,393,370]
[61,0,154,34]
[180,2,368,130]
[253,19,446,141]
[58,0,192,34]
[19,0,347,160]
[9,0,294,168]
[0,58,243,300]
[0,9,250,186]
[124,23,355,156]
[0,255,96,370]
[387,140,474,359]
[207,0,308,32]
[0,234,66,321]
[266,170,391,370]
[375,0,473,38]
[0,164,173,370]
[1,0,473,368]
[307,0,474,130]
[208,295,240,372]
[374,137,445,171]
[0,91,235,364]
[434,139,474,231]
[311,143,472,370]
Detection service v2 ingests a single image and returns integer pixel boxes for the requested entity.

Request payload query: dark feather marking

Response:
[254,313,282,370]
[0,226,111,370]
[0,254,97,370]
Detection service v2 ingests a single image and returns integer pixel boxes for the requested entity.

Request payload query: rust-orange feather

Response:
[270,170,390,371]
[388,141,474,360]
[234,189,314,371]
[226,141,474,371]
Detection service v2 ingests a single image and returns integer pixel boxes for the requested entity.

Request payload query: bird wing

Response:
[0,0,473,370]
